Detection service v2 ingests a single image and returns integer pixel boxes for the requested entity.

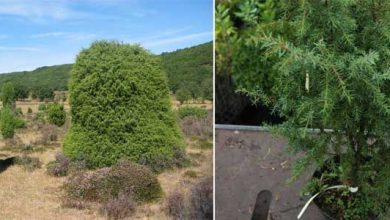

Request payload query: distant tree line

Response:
[0,64,71,101]
[160,42,213,102]
[0,42,213,102]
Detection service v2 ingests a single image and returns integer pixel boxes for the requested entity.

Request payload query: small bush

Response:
[177,106,208,119]
[14,155,42,171]
[14,117,26,129]
[27,107,33,114]
[38,103,47,111]
[15,107,23,116]
[166,189,187,219]
[47,152,69,177]
[47,103,66,126]
[2,82,15,108]
[176,88,192,104]
[33,112,46,124]
[0,107,16,139]
[190,177,213,220]
[99,193,136,220]
[63,160,162,204]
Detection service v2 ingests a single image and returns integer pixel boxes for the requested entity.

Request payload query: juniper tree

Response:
[1,82,15,109]
[233,0,390,218]
[63,41,185,172]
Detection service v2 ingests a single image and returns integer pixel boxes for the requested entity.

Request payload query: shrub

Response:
[2,82,15,108]
[27,107,32,114]
[63,160,162,204]
[15,107,23,116]
[99,193,136,220]
[0,107,16,139]
[190,177,213,220]
[64,41,184,170]
[47,103,66,126]
[33,111,46,124]
[231,1,390,218]
[38,103,46,112]
[176,87,192,104]
[14,155,42,171]
[177,106,208,119]
[46,152,69,177]
[14,117,26,129]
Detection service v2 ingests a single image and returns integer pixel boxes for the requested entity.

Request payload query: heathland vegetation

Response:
[0,41,212,219]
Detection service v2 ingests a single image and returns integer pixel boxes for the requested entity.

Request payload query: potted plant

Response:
[231,1,390,219]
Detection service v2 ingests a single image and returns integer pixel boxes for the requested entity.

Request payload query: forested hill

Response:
[0,41,212,100]
[160,41,213,100]
[0,64,72,100]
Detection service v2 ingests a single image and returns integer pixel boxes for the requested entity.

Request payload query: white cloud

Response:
[30,32,96,41]
[0,0,88,20]
[0,46,40,52]
[141,32,211,47]
[30,32,67,38]
[126,26,194,44]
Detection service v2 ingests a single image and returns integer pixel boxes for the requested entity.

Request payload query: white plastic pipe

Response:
[297,185,358,219]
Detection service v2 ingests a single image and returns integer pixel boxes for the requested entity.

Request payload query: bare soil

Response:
[215,127,326,220]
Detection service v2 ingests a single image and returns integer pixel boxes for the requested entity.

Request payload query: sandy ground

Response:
[215,128,325,220]
[0,101,212,220]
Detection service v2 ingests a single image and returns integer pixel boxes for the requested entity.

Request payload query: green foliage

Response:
[176,88,192,104]
[0,107,15,139]
[14,117,26,129]
[63,41,185,171]
[0,64,72,101]
[34,112,46,124]
[14,84,29,100]
[1,82,15,108]
[0,43,212,102]
[15,107,23,116]
[230,0,390,218]
[63,160,162,203]
[32,87,55,101]
[27,107,32,114]
[160,42,212,99]
[177,106,208,119]
[38,103,47,111]
[47,103,66,127]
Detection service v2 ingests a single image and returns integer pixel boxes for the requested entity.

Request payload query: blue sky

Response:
[0,0,213,73]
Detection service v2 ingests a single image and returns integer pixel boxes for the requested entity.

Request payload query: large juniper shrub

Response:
[63,41,185,170]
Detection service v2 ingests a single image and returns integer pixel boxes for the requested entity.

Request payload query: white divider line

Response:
[215,124,333,134]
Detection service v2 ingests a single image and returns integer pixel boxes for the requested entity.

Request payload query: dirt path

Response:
[215,127,326,220]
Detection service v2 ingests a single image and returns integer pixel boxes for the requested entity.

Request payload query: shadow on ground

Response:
[0,157,15,173]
